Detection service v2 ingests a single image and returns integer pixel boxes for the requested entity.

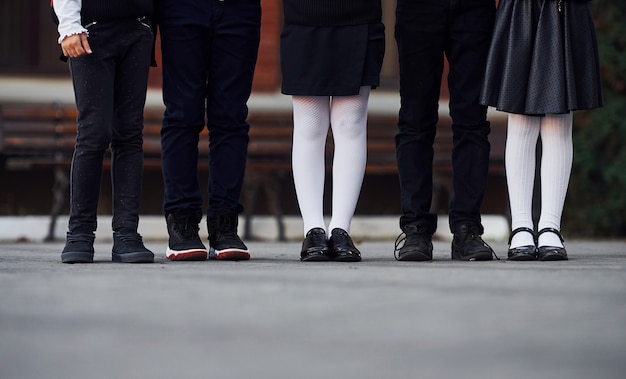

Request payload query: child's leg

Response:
[538,113,573,248]
[110,24,153,235]
[328,86,370,233]
[291,95,331,234]
[506,113,541,248]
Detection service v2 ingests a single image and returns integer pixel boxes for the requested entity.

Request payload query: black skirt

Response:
[480,0,603,115]
[280,23,385,96]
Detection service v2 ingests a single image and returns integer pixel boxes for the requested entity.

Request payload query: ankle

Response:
[510,230,535,248]
[538,232,564,248]
[537,227,565,248]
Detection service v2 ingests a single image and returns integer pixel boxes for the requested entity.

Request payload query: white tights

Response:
[291,86,370,236]
[505,113,573,248]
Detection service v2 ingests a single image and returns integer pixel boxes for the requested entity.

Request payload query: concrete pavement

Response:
[1,239,625,379]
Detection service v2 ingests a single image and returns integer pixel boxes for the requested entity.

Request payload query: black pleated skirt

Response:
[480,0,603,115]
[280,23,385,96]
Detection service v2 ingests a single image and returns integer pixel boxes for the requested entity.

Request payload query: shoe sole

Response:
[211,248,250,261]
[507,254,537,261]
[301,253,331,262]
[538,254,568,261]
[61,252,94,264]
[166,248,208,261]
[397,251,432,261]
[300,244,331,262]
[537,247,568,261]
[451,251,494,261]
[112,252,155,263]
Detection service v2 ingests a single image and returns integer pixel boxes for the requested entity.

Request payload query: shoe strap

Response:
[536,227,564,243]
[508,227,535,245]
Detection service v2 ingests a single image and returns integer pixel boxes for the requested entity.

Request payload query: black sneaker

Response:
[394,224,433,261]
[451,223,495,261]
[208,209,250,261]
[112,232,154,263]
[329,228,361,262]
[165,212,208,261]
[61,234,95,264]
[300,228,331,262]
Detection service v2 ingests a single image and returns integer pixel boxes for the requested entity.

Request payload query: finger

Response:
[61,34,91,57]
[80,34,92,54]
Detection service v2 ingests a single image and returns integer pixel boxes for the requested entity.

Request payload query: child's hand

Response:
[61,33,92,58]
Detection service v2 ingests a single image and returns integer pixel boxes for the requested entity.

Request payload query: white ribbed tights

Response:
[291,86,370,235]
[505,113,573,248]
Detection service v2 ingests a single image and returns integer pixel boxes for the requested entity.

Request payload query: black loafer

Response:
[329,228,362,262]
[300,228,331,261]
[536,228,568,261]
[507,227,537,261]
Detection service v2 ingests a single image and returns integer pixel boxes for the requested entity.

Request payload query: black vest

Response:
[284,0,381,26]
[80,0,153,24]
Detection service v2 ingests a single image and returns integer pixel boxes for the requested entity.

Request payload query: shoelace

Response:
[214,214,239,241]
[466,225,500,261]
[393,233,406,260]
[66,234,95,244]
[216,214,232,232]
[117,233,143,244]
[172,216,199,239]
[393,226,427,260]
[394,226,501,261]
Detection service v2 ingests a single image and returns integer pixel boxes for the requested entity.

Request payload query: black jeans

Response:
[395,0,495,234]
[159,0,261,222]
[67,19,153,237]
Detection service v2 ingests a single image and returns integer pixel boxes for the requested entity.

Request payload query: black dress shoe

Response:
[451,223,496,261]
[394,224,433,261]
[536,228,568,261]
[300,228,331,261]
[507,227,537,261]
[329,228,361,262]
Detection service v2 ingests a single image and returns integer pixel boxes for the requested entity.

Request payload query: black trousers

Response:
[159,0,261,222]
[395,0,495,234]
[67,19,153,237]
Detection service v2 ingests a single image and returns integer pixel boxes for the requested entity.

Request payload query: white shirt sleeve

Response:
[54,0,88,44]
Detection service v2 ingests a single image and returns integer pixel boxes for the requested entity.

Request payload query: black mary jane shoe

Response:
[507,227,537,261]
[536,228,568,261]
[329,228,362,262]
[300,228,331,262]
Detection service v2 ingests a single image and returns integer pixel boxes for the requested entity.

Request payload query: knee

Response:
[332,115,366,140]
[75,127,111,152]
[452,122,491,139]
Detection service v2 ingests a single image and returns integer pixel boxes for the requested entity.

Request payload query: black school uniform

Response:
[280,0,385,96]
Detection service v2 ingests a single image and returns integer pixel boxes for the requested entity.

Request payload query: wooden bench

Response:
[0,101,505,242]
[240,109,506,240]
[0,103,295,241]
[240,111,405,241]
[0,103,166,240]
